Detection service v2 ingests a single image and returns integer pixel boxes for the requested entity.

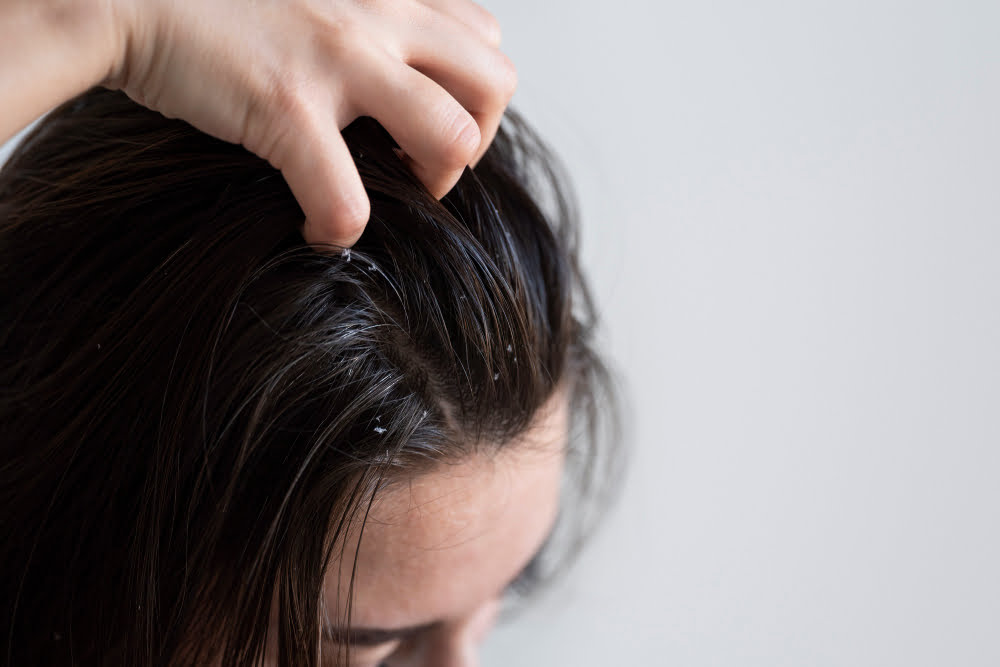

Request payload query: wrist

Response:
[93,0,138,90]
[0,0,122,108]
[42,0,125,88]
[0,0,118,143]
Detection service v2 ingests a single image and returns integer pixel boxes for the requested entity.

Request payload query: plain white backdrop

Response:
[3,2,998,665]
[477,1,1000,666]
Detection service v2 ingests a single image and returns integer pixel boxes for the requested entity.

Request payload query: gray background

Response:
[478,1,1000,666]
[3,1,999,665]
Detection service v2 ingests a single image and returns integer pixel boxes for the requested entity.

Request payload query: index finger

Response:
[276,107,371,251]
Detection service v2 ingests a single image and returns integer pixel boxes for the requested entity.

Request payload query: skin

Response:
[308,391,569,667]
[0,0,517,249]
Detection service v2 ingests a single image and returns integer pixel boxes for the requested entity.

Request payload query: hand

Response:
[103,0,518,248]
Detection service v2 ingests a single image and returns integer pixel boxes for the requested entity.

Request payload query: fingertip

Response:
[338,194,372,246]
[431,168,466,201]
[399,149,468,201]
[302,193,370,252]
[274,119,371,252]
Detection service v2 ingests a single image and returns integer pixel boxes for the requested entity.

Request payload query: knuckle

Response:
[476,51,517,109]
[476,6,503,46]
[351,0,403,18]
[272,84,316,134]
[297,3,367,62]
[396,0,436,36]
[270,81,308,122]
[319,19,366,62]
[493,51,519,102]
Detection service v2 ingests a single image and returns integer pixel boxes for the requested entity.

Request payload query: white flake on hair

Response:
[341,248,351,262]
[374,426,387,434]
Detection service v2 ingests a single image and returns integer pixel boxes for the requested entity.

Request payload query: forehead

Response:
[326,393,569,629]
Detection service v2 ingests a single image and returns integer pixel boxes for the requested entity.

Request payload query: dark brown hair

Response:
[0,87,620,666]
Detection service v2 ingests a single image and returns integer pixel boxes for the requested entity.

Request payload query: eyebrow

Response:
[324,620,441,647]
[325,529,553,647]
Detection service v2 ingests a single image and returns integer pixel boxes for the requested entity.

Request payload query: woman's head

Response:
[0,88,618,665]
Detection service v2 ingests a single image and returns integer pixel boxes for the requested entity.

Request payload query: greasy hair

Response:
[0,87,620,666]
